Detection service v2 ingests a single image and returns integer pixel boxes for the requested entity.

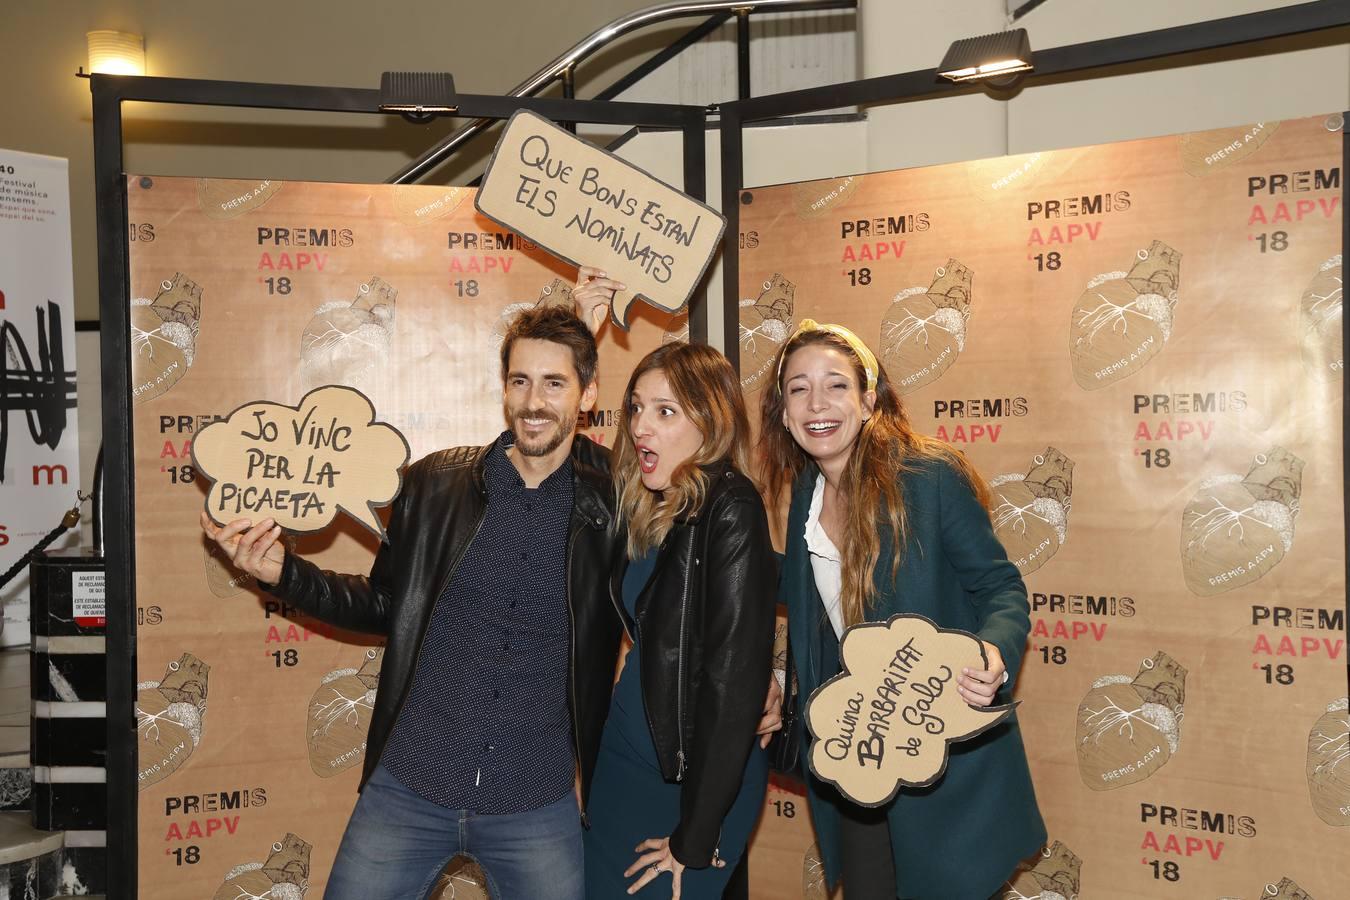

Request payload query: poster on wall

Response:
[125,175,679,898]
[738,114,1346,899]
[0,148,80,648]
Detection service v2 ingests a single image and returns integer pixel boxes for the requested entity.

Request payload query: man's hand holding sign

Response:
[195,385,410,583]
[806,614,1017,806]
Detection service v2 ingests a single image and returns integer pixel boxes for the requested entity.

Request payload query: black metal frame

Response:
[95,2,1350,896]
[92,75,706,898]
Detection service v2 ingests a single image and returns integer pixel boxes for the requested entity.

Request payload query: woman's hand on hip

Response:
[957,641,1006,707]
[624,835,713,898]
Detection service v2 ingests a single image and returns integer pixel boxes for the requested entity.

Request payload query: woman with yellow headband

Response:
[761,319,1044,900]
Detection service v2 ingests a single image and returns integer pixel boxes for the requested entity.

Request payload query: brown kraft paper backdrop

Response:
[126,175,682,898]
[735,114,1348,899]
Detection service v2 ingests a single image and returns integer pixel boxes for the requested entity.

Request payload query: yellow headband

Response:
[776,318,880,392]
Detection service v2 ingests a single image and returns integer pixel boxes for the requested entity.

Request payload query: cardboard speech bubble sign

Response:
[191,385,410,539]
[804,614,1017,807]
[475,110,726,330]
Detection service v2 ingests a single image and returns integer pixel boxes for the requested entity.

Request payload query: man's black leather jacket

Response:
[265,437,624,815]
[616,462,777,868]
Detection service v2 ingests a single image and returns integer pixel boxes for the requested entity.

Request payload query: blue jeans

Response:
[324,765,584,900]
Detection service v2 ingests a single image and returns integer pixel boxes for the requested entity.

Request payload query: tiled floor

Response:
[0,648,27,766]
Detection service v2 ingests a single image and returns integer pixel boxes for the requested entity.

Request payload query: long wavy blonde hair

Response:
[614,342,753,557]
[759,329,992,627]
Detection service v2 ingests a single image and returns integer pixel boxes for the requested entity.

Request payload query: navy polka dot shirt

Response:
[381,432,576,813]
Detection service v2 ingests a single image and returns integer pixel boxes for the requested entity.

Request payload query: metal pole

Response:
[719,106,744,369]
[736,8,752,100]
[683,116,709,345]
[561,66,577,134]
[91,75,136,900]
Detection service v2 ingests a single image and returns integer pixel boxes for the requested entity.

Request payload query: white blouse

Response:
[804,474,845,638]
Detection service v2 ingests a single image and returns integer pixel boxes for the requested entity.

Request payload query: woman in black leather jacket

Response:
[582,340,777,899]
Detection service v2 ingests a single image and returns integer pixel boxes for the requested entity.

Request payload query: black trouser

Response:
[838,802,898,900]
[720,854,748,900]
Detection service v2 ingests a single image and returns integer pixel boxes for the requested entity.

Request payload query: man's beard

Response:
[509,408,573,457]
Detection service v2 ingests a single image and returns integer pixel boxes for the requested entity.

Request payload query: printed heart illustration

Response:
[662,312,690,345]
[391,184,470,226]
[1306,697,1349,827]
[131,273,201,404]
[1245,876,1316,900]
[1180,446,1302,597]
[990,447,1074,576]
[532,278,574,311]
[300,276,397,392]
[1178,121,1279,176]
[136,652,209,790]
[879,259,972,395]
[307,648,382,777]
[491,280,591,367]
[1299,255,1342,382]
[1002,839,1081,900]
[431,857,490,900]
[1076,651,1186,791]
[213,833,311,900]
[196,177,283,220]
[790,176,859,219]
[803,842,838,900]
[203,540,255,598]
[739,274,795,393]
[1069,241,1180,390]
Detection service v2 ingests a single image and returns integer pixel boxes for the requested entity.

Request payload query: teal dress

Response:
[584,550,769,898]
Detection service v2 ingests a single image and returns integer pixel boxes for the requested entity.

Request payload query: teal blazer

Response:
[783,455,1046,899]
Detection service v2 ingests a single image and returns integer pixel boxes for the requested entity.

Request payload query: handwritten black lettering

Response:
[902,666,954,735]
[518,135,573,184]
[824,692,864,761]
[242,410,279,442]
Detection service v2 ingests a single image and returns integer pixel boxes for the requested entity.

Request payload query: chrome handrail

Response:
[387,0,856,183]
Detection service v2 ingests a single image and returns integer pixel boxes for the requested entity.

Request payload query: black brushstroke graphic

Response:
[1,302,76,482]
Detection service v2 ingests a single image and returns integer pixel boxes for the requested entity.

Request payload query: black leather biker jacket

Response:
[615,462,777,867]
[265,438,624,814]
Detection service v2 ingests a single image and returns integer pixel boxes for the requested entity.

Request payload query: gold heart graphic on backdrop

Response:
[1299,255,1342,382]
[307,648,382,778]
[879,259,972,396]
[212,833,311,900]
[1069,241,1180,390]
[991,447,1073,576]
[300,276,397,393]
[1180,446,1302,597]
[196,178,283,220]
[136,653,209,790]
[1076,651,1186,791]
[1306,697,1349,827]
[131,273,202,405]
[1002,839,1082,900]
[739,274,795,393]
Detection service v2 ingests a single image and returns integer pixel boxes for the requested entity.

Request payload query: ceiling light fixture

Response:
[938,28,1033,86]
[86,31,146,77]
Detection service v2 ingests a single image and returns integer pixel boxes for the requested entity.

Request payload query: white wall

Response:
[615,120,869,350]
[861,0,1012,170]
[859,0,1350,168]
